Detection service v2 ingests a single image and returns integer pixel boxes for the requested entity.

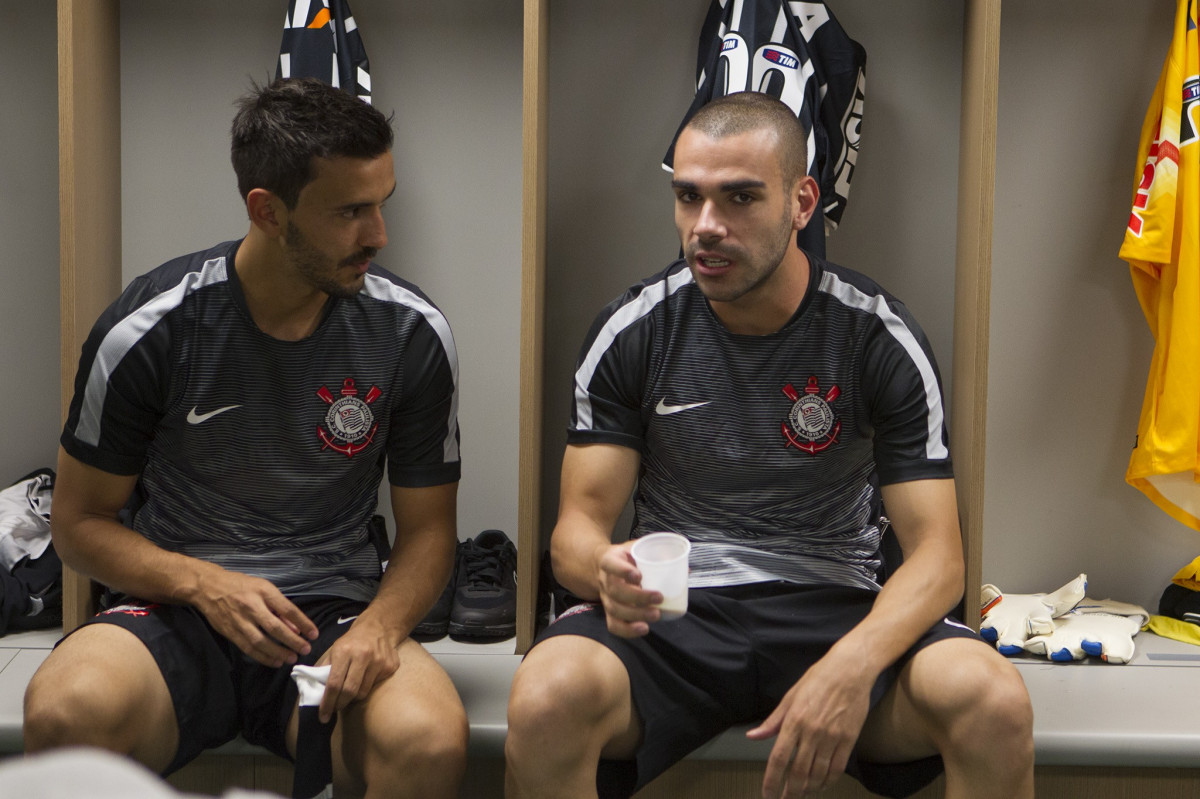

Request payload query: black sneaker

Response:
[411,540,466,640]
[449,530,517,639]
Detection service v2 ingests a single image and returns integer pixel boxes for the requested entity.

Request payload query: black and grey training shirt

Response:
[568,254,951,591]
[61,240,460,602]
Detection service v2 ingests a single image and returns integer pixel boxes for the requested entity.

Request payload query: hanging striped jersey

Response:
[663,0,866,257]
[1121,0,1200,531]
[568,255,951,591]
[61,240,460,601]
[277,0,373,103]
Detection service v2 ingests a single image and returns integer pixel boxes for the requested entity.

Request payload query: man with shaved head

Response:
[505,92,1033,799]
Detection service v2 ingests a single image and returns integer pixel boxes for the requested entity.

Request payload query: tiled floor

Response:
[0,627,59,753]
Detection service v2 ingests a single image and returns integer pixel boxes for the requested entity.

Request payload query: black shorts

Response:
[534,582,981,799]
[72,595,368,774]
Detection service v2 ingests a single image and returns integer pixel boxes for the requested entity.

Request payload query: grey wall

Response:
[0,3,60,480]
[540,1,965,540]
[118,0,524,542]
[825,3,963,373]
[984,0,1195,610]
[541,1,705,538]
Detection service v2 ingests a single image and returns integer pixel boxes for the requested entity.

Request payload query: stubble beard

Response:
[285,220,373,300]
[686,204,795,304]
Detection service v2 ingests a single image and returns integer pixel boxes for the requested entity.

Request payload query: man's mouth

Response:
[691,250,735,274]
[342,250,376,271]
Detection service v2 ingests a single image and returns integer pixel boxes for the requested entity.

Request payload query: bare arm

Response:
[817,478,964,674]
[378,481,460,634]
[315,480,458,720]
[749,477,964,796]
[550,443,665,638]
[51,446,318,666]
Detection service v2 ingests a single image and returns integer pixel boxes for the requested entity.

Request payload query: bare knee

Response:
[351,676,469,797]
[960,656,1033,760]
[509,657,591,742]
[23,626,177,770]
[374,698,468,772]
[24,664,129,753]
[506,637,634,763]
[506,641,627,798]
[23,668,79,752]
[919,643,1034,766]
[507,663,582,741]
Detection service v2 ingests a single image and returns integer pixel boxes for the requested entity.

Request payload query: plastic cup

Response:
[631,532,691,620]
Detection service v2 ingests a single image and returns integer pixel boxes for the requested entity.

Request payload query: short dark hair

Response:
[683,92,809,186]
[230,77,394,208]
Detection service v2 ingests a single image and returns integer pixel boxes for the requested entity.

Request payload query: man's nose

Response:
[694,200,725,239]
[362,208,388,250]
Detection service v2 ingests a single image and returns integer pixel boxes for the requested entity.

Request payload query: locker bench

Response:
[4,627,1200,794]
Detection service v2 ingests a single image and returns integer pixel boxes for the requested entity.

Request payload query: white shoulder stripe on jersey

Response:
[818,271,949,461]
[574,269,695,430]
[363,274,461,463]
[77,258,229,447]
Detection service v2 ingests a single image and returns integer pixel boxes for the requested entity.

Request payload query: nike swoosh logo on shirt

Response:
[655,398,711,416]
[186,405,241,425]
[337,615,360,625]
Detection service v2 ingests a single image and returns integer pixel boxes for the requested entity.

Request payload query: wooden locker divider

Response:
[58,0,121,632]
[516,0,549,655]
[951,0,1000,627]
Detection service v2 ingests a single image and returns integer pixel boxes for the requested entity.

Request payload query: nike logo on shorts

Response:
[551,603,599,625]
[186,405,242,424]
[942,617,973,632]
[337,615,360,625]
[655,398,711,416]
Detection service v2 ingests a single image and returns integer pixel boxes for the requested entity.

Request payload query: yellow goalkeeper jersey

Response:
[1122,0,1200,530]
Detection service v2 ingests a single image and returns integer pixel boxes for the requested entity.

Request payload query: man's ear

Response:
[246,188,287,238]
[791,175,821,232]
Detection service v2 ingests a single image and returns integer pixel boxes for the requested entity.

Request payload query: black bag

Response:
[0,468,62,635]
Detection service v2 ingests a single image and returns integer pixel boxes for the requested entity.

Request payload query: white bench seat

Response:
[0,628,521,760]
[4,626,1200,772]
[1012,631,1200,767]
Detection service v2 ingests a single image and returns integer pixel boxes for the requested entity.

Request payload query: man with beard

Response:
[24,78,467,798]
[505,92,1034,799]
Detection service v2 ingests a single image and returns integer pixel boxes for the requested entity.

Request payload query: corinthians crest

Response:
[781,376,841,454]
[317,378,381,457]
